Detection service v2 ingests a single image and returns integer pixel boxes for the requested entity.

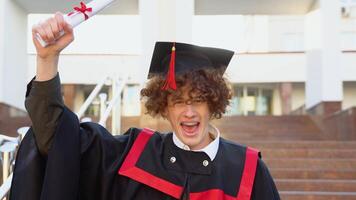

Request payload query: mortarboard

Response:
[148,42,234,90]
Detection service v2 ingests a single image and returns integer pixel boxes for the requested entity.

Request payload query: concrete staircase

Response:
[134,114,356,199]
[241,140,356,200]
[219,116,356,200]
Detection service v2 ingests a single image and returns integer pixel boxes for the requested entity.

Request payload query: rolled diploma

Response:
[36,0,115,47]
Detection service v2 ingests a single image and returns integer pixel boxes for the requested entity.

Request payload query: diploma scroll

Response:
[36,0,115,47]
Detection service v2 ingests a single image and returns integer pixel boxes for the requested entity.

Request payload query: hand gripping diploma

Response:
[35,0,114,47]
[31,0,114,81]
[32,12,74,82]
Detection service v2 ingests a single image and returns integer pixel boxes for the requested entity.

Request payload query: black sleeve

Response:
[11,105,140,200]
[251,158,281,200]
[24,73,64,156]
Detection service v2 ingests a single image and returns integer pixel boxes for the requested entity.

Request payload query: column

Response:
[305,0,343,115]
[139,0,159,80]
[63,85,77,110]
[139,0,194,72]
[0,0,28,110]
[279,82,292,115]
[155,0,194,42]
[0,0,5,103]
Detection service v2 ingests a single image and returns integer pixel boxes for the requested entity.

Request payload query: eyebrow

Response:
[171,97,184,101]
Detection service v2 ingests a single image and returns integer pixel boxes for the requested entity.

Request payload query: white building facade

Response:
[1,0,356,116]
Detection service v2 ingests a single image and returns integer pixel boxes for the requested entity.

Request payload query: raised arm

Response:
[25,12,74,155]
[32,12,74,81]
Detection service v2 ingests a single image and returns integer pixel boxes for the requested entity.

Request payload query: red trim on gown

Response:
[118,128,259,200]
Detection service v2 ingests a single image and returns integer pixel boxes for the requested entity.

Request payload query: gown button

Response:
[203,160,209,167]
[170,156,176,163]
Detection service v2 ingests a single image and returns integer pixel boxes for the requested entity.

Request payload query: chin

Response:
[178,130,207,150]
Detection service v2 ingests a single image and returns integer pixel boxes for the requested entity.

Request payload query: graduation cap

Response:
[148,42,234,90]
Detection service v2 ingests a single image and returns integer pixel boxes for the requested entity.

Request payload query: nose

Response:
[184,104,196,118]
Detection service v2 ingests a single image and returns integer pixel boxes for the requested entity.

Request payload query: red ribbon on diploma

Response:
[68,2,92,20]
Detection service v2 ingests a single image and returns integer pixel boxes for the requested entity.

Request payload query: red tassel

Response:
[162,43,177,90]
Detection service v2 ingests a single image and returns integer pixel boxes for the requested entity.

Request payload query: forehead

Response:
[168,86,203,100]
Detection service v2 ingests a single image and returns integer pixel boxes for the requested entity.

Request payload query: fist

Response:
[32,12,74,59]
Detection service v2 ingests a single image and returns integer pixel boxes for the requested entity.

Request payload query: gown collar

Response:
[172,124,220,161]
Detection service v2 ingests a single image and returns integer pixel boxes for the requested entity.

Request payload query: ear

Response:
[208,112,214,120]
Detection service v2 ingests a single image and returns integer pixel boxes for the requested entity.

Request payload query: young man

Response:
[10,13,280,200]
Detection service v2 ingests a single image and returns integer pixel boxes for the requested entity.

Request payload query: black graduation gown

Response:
[10,107,280,200]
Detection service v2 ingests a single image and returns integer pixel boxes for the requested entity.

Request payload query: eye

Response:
[193,97,205,104]
[173,100,184,105]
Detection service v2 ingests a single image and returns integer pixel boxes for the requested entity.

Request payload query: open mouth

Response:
[180,121,200,136]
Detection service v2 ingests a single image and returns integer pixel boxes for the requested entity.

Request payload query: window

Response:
[228,85,273,116]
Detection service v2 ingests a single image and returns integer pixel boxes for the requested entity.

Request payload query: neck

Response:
[189,132,213,150]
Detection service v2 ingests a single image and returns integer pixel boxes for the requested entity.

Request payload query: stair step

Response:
[264,158,356,170]
[276,179,356,192]
[213,115,321,134]
[270,168,356,180]
[236,141,356,149]
[260,149,356,158]
[280,191,356,200]
[224,134,321,140]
